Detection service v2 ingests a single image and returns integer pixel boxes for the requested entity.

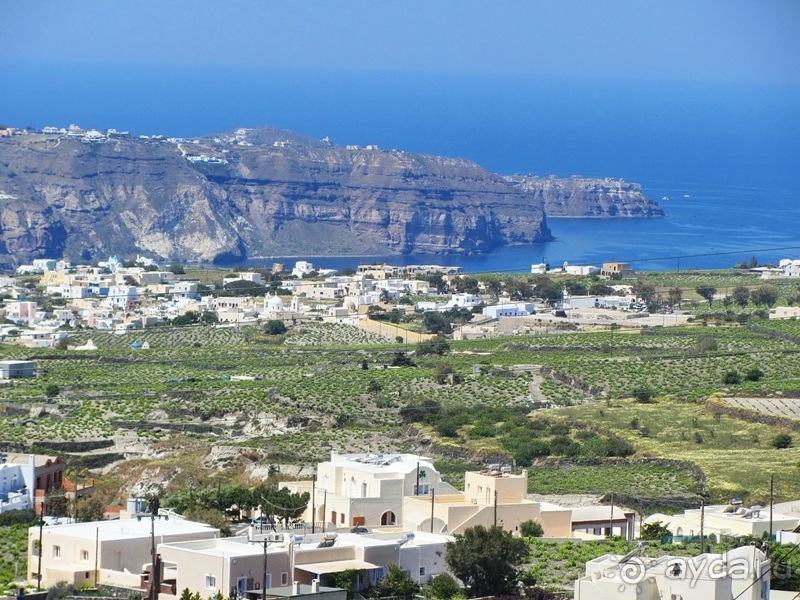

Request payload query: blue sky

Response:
[2,0,799,84]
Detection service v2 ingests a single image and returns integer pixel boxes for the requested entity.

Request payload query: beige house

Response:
[402,468,572,537]
[769,306,800,320]
[27,516,219,589]
[157,530,451,598]
[574,545,770,600]
[646,499,800,539]
[600,262,636,279]
[280,452,458,530]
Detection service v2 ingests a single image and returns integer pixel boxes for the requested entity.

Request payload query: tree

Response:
[416,337,451,356]
[423,312,453,334]
[632,281,656,304]
[184,508,233,536]
[750,285,779,307]
[745,366,764,381]
[445,525,528,597]
[520,519,544,537]
[723,370,741,385]
[434,363,456,385]
[588,281,614,296]
[168,264,186,275]
[696,285,717,307]
[200,311,219,324]
[264,320,287,335]
[426,573,461,600]
[640,520,671,540]
[45,384,60,398]
[76,496,106,522]
[631,387,655,403]
[366,380,383,395]
[731,286,750,308]
[667,287,683,307]
[374,564,419,598]
[771,433,792,449]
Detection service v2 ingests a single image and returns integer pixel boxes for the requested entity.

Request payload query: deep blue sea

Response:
[2,62,799,272]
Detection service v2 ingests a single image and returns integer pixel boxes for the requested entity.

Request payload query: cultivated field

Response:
[1,313,799,507]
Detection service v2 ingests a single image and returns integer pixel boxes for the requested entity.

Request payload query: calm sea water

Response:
[2,62,798,272]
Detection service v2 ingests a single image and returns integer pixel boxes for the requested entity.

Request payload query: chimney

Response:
[311,579,320,593]
[248,523,255,542]
[291,582,300,595]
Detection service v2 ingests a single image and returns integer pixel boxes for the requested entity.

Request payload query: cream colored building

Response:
[574,545,770,600]
[646,499,800,539]
[281,452,458,529]
[402,467,572,537]
[27,516,219,588]
[157,530,451,598]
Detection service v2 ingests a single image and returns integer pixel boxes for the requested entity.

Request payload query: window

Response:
[81,550,90,561]
[32,541,41,556]
[419,566,426,577]
[53,545,61,558]
[205,575,217,589]
[281,572,289,586]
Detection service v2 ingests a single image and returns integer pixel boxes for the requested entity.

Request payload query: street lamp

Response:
[137,512,169,600]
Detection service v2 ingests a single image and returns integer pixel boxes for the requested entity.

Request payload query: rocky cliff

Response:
[0,125,660,266]
[505,175,664,218]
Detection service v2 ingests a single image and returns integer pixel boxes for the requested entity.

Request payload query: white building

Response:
[0,453,36,513]
[645,499,800,539]
[27,514,220,588]
[574,545,770,600]
[292,262,315,279]
[104,285,138,309]
[565,264,601,276]
[0,360,36,378]
[780,258,800,277]
[563,295,631,310]
[281,452,458,530]
[482,302,535,319]
[158,529,451,597]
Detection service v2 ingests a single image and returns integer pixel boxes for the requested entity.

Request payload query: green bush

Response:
[426,573,461,600]
[520,519,544,537]
[772,433,792,449]
[723,370,741,385]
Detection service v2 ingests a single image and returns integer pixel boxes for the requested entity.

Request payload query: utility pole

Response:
[608,492,615,537]
[311,475,316,534]
[700,496,705,553]
[137,511,169,600]
[321,490,327,534]
[430,489,435,533]
[769,474,774,547]
[415,462,420,496]
[493,490,498,527]
[36,509,45,591]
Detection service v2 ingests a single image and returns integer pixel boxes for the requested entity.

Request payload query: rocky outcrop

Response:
[505,175,664,218]
[0,125,660,267]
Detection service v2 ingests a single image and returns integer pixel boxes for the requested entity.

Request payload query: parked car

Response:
[350,526,369,534]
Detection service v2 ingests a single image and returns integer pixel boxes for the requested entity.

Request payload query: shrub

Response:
[631,387,655,403]
[426,572,461,600]
[264,320,287,335]
[772,433,792,449]
[745,367,764,382]
[520,519,544,537]
[44,384,60,398]
[723,370,741,385]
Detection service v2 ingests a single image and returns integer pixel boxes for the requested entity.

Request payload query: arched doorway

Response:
[380,510,396,526]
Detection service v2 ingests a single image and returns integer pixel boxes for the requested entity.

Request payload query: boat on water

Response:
[683,194,691,198]
[661,195,669,201]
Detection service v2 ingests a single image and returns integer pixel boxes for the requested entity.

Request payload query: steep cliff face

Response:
[505,175,664,217]
[0,127,553,265]
[0,125,660,267]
